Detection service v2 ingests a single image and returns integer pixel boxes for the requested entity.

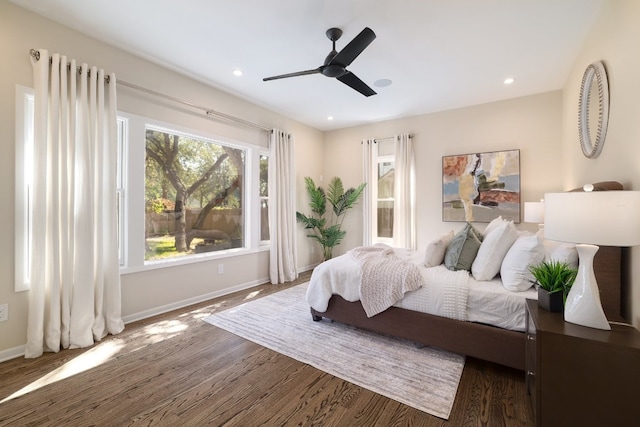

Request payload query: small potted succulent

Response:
[528,260,578,312]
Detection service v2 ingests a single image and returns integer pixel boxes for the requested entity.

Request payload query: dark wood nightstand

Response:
[525,299,640,427]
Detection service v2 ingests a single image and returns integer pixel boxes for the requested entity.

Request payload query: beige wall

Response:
[0,1,324,357]
[323,91,564,257]
[561,0,640,326]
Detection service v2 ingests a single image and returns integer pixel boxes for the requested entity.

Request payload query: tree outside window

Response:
[145,128,245,260]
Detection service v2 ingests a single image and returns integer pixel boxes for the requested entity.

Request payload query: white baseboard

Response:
[1,267,317,363]
[123,265,317,324]
[122,276,270,324]
[0,345,25,363]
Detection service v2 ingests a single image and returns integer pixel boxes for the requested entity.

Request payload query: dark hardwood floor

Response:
[0,271,534,426]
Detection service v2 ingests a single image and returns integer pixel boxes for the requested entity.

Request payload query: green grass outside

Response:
[145,235,205,260]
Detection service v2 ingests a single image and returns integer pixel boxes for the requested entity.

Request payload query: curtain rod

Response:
[373,134,414,143]
[29,49,270,133]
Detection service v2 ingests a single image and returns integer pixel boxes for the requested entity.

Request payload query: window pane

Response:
[261,198,270,241]
[259,154,270,241]
[378,161,394,199]
[145,129,245,260]
[377,200,394,238]
[377,159,395,240]
[116,118,126,265]
[259,155,268,197]
[15,88,34,291]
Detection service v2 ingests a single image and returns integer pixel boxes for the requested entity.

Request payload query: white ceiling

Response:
[11,0,605,131]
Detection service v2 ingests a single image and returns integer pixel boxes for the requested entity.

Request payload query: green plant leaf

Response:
[303,177,326,217]
[528,260,578,294]
[326,177,345,209]
[297,176,365,261]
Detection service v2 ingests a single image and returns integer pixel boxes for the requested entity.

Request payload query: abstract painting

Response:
[442,149,520,222]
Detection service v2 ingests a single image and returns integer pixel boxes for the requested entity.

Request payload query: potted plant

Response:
[528,260,578,312]
[296,176,365,261]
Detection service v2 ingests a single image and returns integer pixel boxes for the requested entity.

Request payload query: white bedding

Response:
[307,247,537,332]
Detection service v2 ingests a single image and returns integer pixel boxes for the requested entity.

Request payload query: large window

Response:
[17,100,269,277]
[144,127,245,260]
[118,114,268,271]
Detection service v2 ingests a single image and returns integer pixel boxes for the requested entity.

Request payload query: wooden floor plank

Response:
[0,271,535,426]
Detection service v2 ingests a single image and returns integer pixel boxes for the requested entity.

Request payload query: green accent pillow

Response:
[444,223,483,271]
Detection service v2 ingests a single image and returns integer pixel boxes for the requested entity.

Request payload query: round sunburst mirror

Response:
[578,61,609,159]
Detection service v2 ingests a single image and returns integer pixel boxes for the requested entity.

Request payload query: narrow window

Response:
[259,154,270,243]
[14,86,34,291]
[116,117,127,265]
[377,156,395,240]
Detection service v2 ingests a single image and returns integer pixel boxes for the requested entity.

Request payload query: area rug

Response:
[203,283,465,419]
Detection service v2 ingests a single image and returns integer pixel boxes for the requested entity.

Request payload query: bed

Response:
[307,240,623,371]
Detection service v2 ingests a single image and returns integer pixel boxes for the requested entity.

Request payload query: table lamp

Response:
[524,200,545,231]
[544,190,640,330]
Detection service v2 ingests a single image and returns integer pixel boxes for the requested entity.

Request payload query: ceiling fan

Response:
[263,27,377,97]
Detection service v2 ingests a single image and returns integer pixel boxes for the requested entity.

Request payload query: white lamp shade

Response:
[544,191,640,246]
[524,202,545,224]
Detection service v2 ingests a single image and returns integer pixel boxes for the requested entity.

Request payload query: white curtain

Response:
[361,138,376,246]
[269,129,298,284]
[26,50,124,358]
[393,133,416,250]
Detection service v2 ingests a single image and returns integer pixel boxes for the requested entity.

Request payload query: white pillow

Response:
[483,215,505,237]
[544,240,579,268]
[424,230,454,267]
[501,233,545,292]
[471,220,518,281]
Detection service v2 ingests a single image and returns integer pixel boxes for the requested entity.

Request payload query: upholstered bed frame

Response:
[311,245,623,371]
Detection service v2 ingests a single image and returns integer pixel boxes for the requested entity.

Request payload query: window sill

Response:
[120,244,270,275]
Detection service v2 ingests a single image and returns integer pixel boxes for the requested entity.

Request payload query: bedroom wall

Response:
[323,91,563,257]
[560,0,640,327]
[0,1,324,358]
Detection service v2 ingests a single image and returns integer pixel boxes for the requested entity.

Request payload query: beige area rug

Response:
[203,283,465,419]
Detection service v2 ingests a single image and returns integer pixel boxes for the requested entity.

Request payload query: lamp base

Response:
[564,244,611,330]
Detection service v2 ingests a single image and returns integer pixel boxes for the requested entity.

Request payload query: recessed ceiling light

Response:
[374,78,392,88]
[327,116,334,121]
[504,77,515,85]
[233,69,244,77]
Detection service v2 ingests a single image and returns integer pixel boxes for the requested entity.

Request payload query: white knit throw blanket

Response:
[348,244,422,317]
[420,266,469,321]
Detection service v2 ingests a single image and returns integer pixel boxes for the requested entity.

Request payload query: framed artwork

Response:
[442,149,520,223]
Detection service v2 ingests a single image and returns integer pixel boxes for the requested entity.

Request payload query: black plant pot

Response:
[538,288,564,313]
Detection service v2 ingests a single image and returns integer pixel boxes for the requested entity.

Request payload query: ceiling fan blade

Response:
[330,27,376,67]
[337,71,377,97]
[263,68,321,81]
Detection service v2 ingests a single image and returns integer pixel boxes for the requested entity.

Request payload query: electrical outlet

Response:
[218,264,224,275]
[0,304,8,322]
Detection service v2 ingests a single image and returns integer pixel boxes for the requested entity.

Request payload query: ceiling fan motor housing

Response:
[322,64,346,77]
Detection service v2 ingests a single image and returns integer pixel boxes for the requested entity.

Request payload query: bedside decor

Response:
[524,200,544,231]
[528,260,577,312]
[544,190,640,329]
[442,149,520,223]
[578,61,609,159]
